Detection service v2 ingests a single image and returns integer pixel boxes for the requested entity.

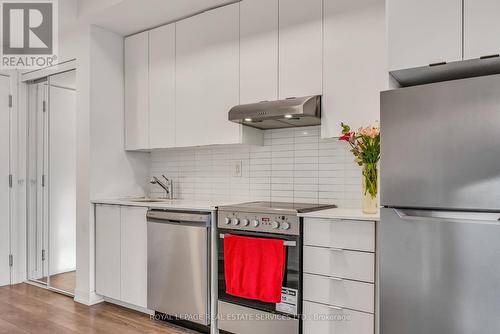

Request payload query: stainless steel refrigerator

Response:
[380,74,500,334]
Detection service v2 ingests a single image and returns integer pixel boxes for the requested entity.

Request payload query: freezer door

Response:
[381,74,500,210]
[379,208,500,334]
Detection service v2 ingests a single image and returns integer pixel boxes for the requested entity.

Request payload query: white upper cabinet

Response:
[322,0,387,137]
[279,0,323,98]
[173,13,206,148]
[175,4,261,147]
[464,0,500,59]
[175,4,249,147]
[387,0,462,71]
[125,31,149,150]
[240,0,279,104]
[149,24,176,149]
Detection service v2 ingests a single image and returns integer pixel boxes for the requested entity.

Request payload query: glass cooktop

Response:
[219,201,337,214]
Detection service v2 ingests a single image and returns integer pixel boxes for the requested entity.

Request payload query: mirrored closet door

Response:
[26,70,76,295]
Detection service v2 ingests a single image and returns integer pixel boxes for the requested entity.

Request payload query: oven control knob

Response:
[271,221,280,229]
[242,219,250,226]
[232,218,240,225]
[252,219,260,227]
[280,222,290,230]
[224,217,231,225]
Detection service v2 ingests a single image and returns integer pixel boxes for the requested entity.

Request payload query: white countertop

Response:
[92,199,380,221]
[299,208,380,221]
[91,198,241,211]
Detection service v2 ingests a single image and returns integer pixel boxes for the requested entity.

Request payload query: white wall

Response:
[58,0,79,62]
[151,126,362,208]
[89,26,149,200]
[74,25,149,305]
[77,0,124,18]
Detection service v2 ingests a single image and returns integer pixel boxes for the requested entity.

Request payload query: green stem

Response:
[363,163,378,199]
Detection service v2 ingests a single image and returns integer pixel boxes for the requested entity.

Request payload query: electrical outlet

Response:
[233,160,242,177]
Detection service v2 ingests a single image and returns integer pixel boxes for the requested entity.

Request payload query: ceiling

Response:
[81,0,238,36]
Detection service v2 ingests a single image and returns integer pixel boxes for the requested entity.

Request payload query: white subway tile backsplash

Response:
[149,126,362,208]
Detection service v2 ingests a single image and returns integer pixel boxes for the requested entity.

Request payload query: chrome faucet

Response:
[150,175,173,199]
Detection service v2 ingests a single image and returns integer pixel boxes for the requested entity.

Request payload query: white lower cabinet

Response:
[120,206,148,308]
[303,217,376,333]
[304,246,375,283]
[95,205,121,300]
[95,204,148,308]
[304,273,374,314]
[304,218,375,252]
[303,301,374,334]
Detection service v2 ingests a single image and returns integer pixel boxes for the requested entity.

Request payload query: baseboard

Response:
[12,271,26,285]
[103,296,154,315]
[74,290,104,306]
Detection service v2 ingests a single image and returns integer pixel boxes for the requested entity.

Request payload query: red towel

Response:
[224,234,286,303]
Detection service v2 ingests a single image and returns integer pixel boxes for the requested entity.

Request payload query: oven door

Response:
[217,228,302,317]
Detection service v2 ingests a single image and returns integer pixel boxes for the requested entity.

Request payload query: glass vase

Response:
[362,162,378,214]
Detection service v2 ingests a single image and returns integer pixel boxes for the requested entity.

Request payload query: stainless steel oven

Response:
[216,201,336,334]
[218,229,301,316]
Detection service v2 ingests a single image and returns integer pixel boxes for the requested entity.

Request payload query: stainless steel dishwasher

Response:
[147,210,211,326]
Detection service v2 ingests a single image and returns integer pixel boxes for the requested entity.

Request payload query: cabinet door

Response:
[387,0,462,71]
[149,24,176,149]
[464,0,500,59]
[279,0,323,98]
[125,31,149,150]
[175,4,240,147]
[120,206,148,308]
[95,205,121,299]
[322,0,387,137]
[240,0,278,104]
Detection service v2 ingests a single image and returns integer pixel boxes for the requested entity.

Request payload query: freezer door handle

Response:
[394,208,500,223]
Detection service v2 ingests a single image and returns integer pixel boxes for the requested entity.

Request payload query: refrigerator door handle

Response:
[394,208,500,223]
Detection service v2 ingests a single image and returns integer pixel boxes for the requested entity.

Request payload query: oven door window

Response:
[217,228,302,317]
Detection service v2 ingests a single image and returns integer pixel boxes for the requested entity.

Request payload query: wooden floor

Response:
[38,271,76,294]
[0,283,198,334]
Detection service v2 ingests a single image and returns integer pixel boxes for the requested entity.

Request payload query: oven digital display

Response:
[261,217,270,222]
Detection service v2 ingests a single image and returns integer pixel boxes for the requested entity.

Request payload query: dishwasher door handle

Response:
[146,210,210,224]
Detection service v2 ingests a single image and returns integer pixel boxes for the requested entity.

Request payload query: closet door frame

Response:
[0,73,12,287]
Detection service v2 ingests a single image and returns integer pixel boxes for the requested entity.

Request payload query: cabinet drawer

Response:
[303,273,374,314]
[303,301,374,334]
[304,218,375,252]
[304,246,374,283]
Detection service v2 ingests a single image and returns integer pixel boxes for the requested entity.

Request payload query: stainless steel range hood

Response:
[228,95,321,129]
